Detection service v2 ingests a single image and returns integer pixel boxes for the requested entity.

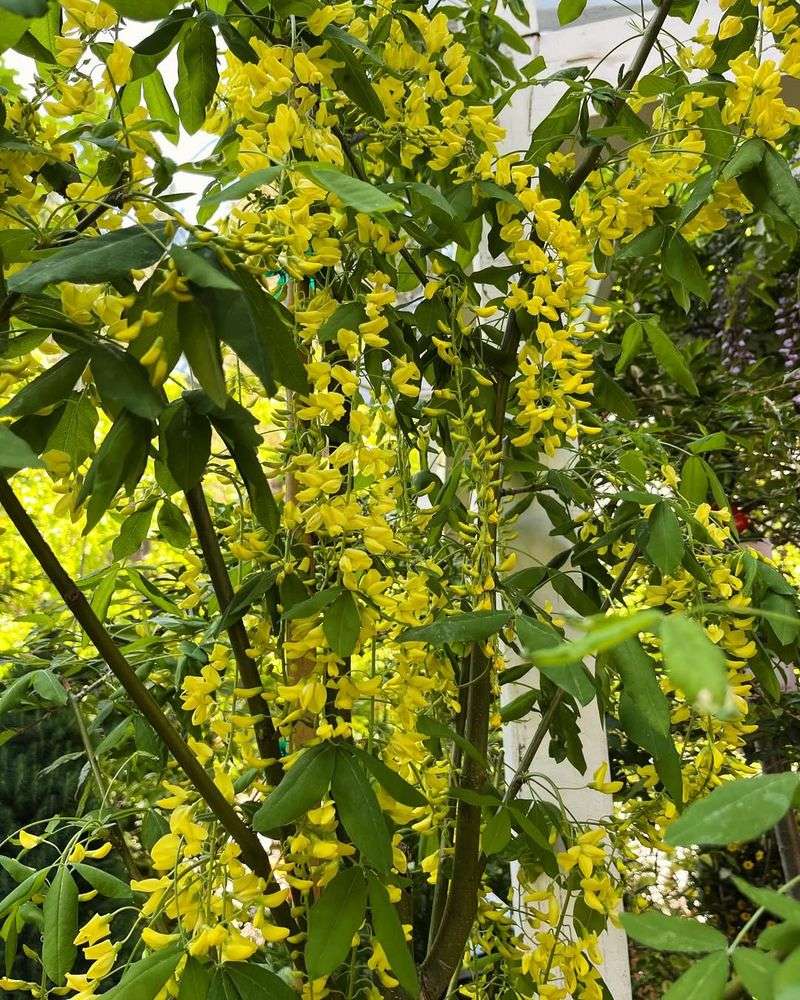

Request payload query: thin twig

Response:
[502,545,640,807]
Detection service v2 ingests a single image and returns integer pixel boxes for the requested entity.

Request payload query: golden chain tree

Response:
[1,0,800,998]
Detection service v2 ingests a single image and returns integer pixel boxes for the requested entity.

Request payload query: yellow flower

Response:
[18,830,40,850]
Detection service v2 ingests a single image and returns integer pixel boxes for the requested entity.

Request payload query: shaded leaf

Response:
[253,743,336,832]
[367,875,419,998]
[666,772,800,847]
[620,911,727,954]
[306,867,367,978]
[294,161,402,214]
[42,867,78,986]
[332,750,392,873]
[397,610,512,646]
[8,226,166,294]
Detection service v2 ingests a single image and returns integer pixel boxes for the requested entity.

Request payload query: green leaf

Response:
[43,867,78,986]
[0,674,34,716]
[100,945,182,1000]
[82,413,149,532]
[397,610,512,646]
[615,225,666,262]
[294,161,403,214]
[178,957,211,1000]
[328,38,385,120]
[200,167,282,209]
[306,867,367,979]
[517,616,595,706]
[620,911,727,954]
[762,144,800,228]
[1,351,89,418]
[0,425,43,469]
[253,743,336,832]
[417,714,486,767]
[171,248,239,291]
[721,137,765,181]
[8,226,167,294]
[527,90,581,163]
[319,301,367,343]
[732,947,777,1000]
[593,368,637,420]
[367,875,419,998]
[609,638,682,803]
[664,234,711,304]
[31,669,67,706]
[557,0,586,23]
[175,19,217,134]
[663,952,729,1000]
[616,321,644,374]
[680,456,708,506]
[157,498,190,549]
[646,501,683,576]
[283,586,342,621]
[500,688,539,724]
[113,502,155,560]
[107,0,175,18]
[0,856,34,883]
[217,569,278,632]
[92,346,164,420]
[0,0,47,16]
[0,870,47,918]
[73,864,133,900]
[660,615,729,712]
[711,0,758,74]
[529,609,663,668]
[178,299,227,409]
[210,962,295,1000]
[774,947,800,1000]
[483,807,512,855]
[162,398,211,492]
[323,590,360,657]
[758,922,800,954]
[0,11,28,51]
[732,876,800,926]
[47,396,97,468]
[666,772,800,847]
[231,269,308,393]
[353,748,426,808]
[688,432,728,454]
[208,401,278,534]
[332,750,392,872]
[142,69,179,138]
[643,320,698,395]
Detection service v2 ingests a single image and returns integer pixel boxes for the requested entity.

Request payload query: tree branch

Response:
[185,483,283,785]
[420,8,673,987]
[566,0,676,194]
[0,476,278,887]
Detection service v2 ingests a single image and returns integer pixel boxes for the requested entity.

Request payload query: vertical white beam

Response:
[495,7,632,995]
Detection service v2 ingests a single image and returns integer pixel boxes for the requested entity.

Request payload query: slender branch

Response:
[185,483,283,785]
[503,544,640,808]
[67,688,141,881]
[0,476,276,885]
[567,0,676,194]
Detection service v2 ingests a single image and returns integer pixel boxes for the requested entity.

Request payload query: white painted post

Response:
[494,7,635,995]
